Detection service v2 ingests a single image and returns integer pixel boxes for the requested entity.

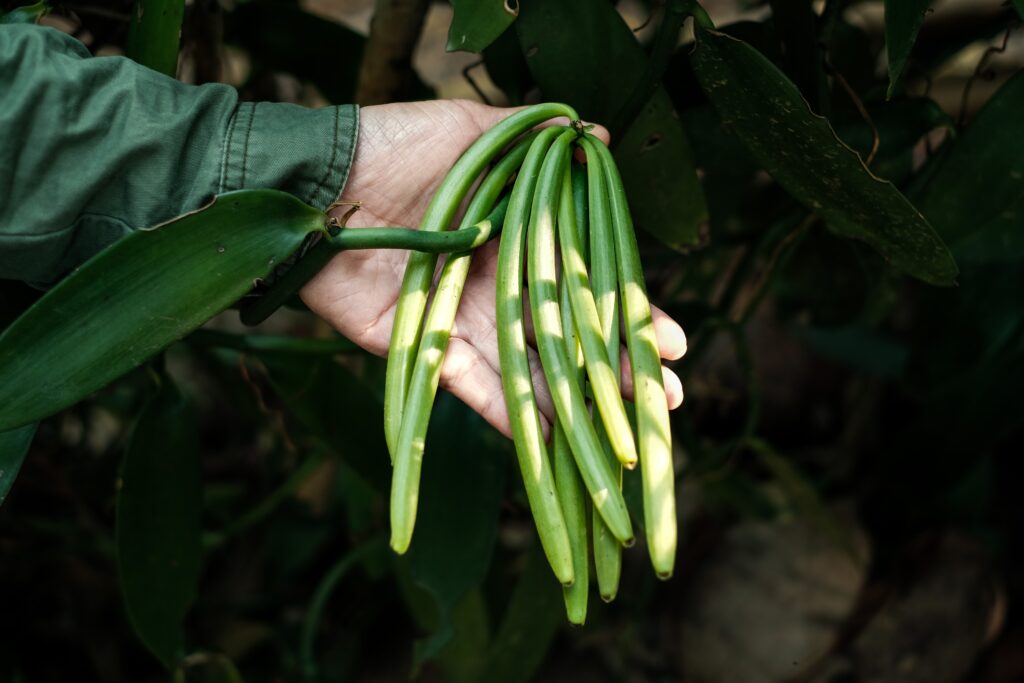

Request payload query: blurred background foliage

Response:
[1,0,1023,681]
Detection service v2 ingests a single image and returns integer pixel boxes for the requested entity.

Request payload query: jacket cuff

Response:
[219,102,359,211]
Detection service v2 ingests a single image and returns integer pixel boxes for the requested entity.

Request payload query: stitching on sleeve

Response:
[307,106,342,206]
[241,101,257,187]
[335,105,360,201]
[219,103,240,194]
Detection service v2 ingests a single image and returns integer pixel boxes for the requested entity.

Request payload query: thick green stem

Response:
[239,196,510,327]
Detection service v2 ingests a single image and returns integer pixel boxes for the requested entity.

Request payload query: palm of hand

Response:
[301,100,684,438]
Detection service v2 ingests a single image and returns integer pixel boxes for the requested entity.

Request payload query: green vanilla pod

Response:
[527,130,633,545]
[580,149,624,601]
[495,126,575,585]
[557,163,637,469]
[385,103,579,458]
[583,135,676,578]
[389,136,533,553]
[555,166,590,625]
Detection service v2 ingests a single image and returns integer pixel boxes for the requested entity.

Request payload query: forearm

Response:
[0,24,357,285]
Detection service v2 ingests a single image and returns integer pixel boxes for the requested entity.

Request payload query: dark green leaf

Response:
[749,438,863,563]
[680,105,759,238]
[482,26,532,104]
[117,375,202,668]
[802,325,908,378]
[608,0,691,136]
[186,329,357,356]
[0,423,36,506]
[447,0,519,53]
[259,354,391,492]
[0,1,48,23]
[1015,0,1024,21]
[126,0,185,77]
[833,97,952,184]
[910,8,1013,76]
[884,0,931,99]
[476,541,563,683]
[300,539,387,679]
[768,0,825,108]
[0,280,41,331]
[0,190,324,432]
[408,393,505,669]
[774,228,893,327]
[176,653,245,683]
[516,0,707,249]
[614,93,710,250]
[691,28,957,285]
[227,0,430,104]
[227,0,363,104]
[436,590,491,683]
[701,472,776,520]
[914,71,1024,263]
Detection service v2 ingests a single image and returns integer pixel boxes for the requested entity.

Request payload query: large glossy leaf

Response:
[914,70,1024,263]
[0,190,324,432]
[447,0,519,53]
[0,423,36,506]
[476,541,563,683]
[515,0,707,249]
[117,375,202,668]
[691,28,957,285]
[126,0,185,77]
[884,0,931,99]
[407,393,505,668]
[0,1,48,23]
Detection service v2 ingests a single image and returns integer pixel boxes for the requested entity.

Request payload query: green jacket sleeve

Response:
[0,24,358,285]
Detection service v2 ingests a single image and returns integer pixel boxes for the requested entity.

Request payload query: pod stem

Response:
[238,197,510,327]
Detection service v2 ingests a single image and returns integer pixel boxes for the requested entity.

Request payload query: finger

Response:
[439,336,554,441]
[618,348,684,410]
[614,304,687,361]
[651,304,687,360]
[449,247,554,421]
[522,288,685,360]
[662,365,684,410]
[440,336,514,438]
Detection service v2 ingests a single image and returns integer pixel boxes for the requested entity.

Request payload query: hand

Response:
[300,100,686,438]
